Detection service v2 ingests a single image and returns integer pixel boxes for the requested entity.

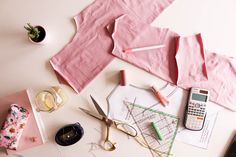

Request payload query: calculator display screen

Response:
[192,93,207,102]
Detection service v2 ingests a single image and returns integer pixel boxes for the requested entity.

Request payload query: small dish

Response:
[55,122,84,146]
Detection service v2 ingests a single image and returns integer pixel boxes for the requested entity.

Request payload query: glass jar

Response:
[35,86,67,112]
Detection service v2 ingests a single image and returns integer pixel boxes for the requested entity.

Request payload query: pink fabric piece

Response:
[184,52,236,111]
[175,34,208,87]
[111,15,179,83]
[111,15,236,111]
[50,0,174,93]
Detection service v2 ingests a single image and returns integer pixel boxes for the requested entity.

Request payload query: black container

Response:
[55,122,84,146]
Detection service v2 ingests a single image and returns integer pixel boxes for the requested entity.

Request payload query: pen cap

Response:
[151,85,169,105]
[151,85,160,92]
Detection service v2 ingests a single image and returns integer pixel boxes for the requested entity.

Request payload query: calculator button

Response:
[197,117,204,120]
[195,103,200,108]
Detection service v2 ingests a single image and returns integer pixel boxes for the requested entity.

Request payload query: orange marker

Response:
[150,86,169,106]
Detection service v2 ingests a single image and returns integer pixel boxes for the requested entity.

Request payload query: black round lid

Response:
[55,122,84,146]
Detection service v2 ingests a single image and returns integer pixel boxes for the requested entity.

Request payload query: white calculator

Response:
[184,87,209,131]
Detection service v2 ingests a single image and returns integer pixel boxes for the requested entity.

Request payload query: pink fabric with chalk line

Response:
[111,15,236,111]
[111,15,179,83]
[50,0,174,93]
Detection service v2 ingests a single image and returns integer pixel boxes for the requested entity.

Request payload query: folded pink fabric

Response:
[0,104,30,150]
[111,15,236,111]
[50,0,174,93]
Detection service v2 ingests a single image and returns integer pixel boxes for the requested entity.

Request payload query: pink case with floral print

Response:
[0,104,30,150]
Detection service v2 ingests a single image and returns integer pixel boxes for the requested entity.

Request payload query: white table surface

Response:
[1,0,236,157]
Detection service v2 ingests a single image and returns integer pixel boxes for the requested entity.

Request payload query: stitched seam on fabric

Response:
[49,60,81,93]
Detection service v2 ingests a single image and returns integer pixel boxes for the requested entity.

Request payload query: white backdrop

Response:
[0,0,236,157]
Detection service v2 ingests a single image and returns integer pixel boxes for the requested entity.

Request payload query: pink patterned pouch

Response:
[0,104,30,150]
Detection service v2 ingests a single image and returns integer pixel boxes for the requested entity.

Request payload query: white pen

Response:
[123,44,165,53]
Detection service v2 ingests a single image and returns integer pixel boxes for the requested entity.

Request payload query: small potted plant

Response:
[24,23,46,44]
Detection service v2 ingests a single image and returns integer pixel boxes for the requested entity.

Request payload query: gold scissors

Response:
[79,95,138,151]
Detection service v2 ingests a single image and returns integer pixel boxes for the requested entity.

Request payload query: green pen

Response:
[151,122,163,141]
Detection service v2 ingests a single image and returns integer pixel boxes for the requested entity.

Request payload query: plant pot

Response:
[28,26,46,44]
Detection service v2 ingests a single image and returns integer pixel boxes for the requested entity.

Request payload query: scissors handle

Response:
[113,120,138,137]
[104,125,116,151]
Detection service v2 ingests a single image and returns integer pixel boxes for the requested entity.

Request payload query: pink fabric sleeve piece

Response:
[0,104,30,150]
[175,34,236,110]
[175,34,208,88]
[50,0,175,93]
[73,0,174,33]
[111,15,179,84]
[116,0,174,24]
[188,51,236,111]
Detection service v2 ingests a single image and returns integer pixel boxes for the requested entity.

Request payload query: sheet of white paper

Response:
[107,84,223,149]
[176,101,221,149]
[107,83,186,121]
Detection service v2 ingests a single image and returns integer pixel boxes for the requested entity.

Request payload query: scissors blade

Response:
[79,107,104,121]
[90,95,107,117]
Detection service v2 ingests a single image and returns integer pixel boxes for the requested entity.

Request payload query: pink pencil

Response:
[123,44,165,53]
